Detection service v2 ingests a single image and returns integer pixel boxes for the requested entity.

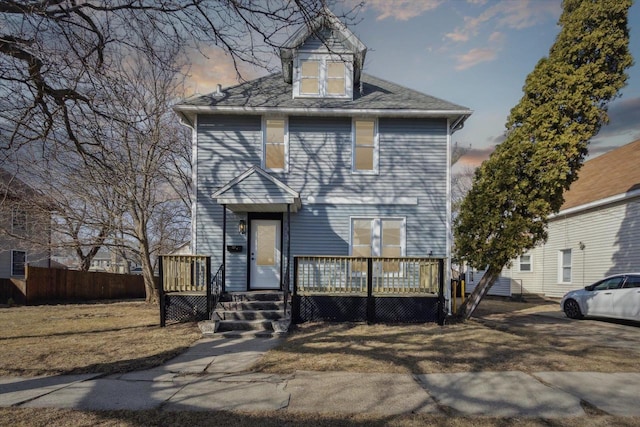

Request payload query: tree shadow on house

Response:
[606,184,640,277]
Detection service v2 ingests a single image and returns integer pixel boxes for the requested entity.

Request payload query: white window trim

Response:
[262,116,289,173]
[351,117,379,175]
[349,217,406,257]
[11,250,26,277]
[558,249,572,284]
[293,53,353,99]
[518,253,533,273]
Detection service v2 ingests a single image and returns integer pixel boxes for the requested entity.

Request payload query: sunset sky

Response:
[184,0,640,171]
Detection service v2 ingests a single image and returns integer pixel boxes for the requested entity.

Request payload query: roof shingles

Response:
[176,73,470,113]
[561,139,640,210]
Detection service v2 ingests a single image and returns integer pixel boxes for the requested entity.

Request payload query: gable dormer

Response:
[280,8,367,100]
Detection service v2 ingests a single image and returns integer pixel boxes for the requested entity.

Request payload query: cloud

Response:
[366,0,443,21]
[454,146,496,169]
[183,47,261,96]
[446,0,560,43]
[454,47,498,70]
[596,96,640,138]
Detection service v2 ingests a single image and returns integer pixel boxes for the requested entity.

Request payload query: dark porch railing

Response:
[293,256,445,325]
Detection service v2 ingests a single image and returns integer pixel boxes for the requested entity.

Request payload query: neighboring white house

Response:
[0,169,52,278]
[467,138,640,298]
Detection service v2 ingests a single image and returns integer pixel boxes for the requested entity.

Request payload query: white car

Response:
[561,274,640,321]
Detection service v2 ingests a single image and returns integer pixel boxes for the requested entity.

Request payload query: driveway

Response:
[474,302,640,351]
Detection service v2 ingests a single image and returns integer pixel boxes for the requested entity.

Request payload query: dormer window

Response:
[294,54,353,99]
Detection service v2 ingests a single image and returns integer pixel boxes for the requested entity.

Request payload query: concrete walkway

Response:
[1,336,639,417]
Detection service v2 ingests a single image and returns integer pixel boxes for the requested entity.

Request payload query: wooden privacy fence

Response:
[293,256,445,325]
[0,265,146,305]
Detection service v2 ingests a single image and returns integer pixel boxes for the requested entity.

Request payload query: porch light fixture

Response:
[238,220,246,235]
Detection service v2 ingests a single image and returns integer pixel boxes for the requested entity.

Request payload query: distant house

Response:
[467,139,640,298]
[89,247,133,274]
[173,8,472,300]
[0,169,52,278]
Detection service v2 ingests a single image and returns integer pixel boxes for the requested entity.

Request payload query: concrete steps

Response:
[201,290,290,338]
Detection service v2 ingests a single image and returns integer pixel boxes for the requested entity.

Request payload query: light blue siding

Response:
[195,114,448,291]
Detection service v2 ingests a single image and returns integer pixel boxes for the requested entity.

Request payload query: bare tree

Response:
[0,1,358,157]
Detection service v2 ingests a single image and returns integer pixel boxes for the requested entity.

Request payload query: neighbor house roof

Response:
[560,138,640,211]
[174,73,472,127]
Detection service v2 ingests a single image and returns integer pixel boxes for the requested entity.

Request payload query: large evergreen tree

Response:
[454,0,633,319]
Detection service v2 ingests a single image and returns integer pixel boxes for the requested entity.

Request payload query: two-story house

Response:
[0,169,51,280]
[173,10,471,301]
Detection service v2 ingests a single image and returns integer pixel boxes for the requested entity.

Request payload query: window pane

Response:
[355,120,375,146]
[265,144,285,169]
[301,61,319,77]
[352,220,371,245]
[562,250,571,266]
[12,251,26,276]
[327,62,345,78]
[327,78,345,95]
[382,246,401,258]
[352,246,371,258]
[301,78,319,94]
[256,224,276,266]
[266,120,284,143]
[563,267,571,282]
[382,220,402,246]
[355,147,374,170]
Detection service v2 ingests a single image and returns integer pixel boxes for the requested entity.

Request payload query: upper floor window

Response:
[263,117,288,172]
[12,208,27,235]
[352,118,378,174]
[294,54,352,99]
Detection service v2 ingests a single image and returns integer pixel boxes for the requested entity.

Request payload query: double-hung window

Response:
[559,249,572,284]
[263,117,288,172]
[11,250,26,276]
[352,118,378,174]
[518,253,532,272]
[295,54,352,98]
[12,208,27,235]
[350,217,406,274]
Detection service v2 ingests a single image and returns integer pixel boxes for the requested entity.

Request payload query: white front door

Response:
[250,219,281,289]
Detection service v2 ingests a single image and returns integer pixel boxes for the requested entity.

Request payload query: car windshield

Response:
[590,276,624,291]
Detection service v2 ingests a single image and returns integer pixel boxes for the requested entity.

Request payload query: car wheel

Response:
[564,299,583,319]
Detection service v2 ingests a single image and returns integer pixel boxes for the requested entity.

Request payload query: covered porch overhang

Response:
[211,166,300,293]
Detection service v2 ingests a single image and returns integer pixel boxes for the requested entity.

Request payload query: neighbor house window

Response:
[559,249,572,283]
[263,117,288,172]
[518,254,532,272]
[12,208,27,235]
[352,118,378,174]
[294,55,352,98]
[11,250,26,276]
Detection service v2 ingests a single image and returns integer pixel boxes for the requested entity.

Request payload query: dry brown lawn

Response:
[0,301,200,377]
[253,299,640,375]
[1,407,639,427]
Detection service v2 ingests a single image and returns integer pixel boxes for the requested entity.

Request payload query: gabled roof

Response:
[175,73,472,127]
[560,138,640,211]
[0,168,38,200]
[212,166,301,213]
[279,7,367,84]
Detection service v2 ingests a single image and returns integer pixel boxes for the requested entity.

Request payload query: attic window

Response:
[294,54,352,99]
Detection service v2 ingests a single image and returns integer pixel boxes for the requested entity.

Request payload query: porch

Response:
[159,255,445,328]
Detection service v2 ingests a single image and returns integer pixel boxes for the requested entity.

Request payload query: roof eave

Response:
[173,104,473,120]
